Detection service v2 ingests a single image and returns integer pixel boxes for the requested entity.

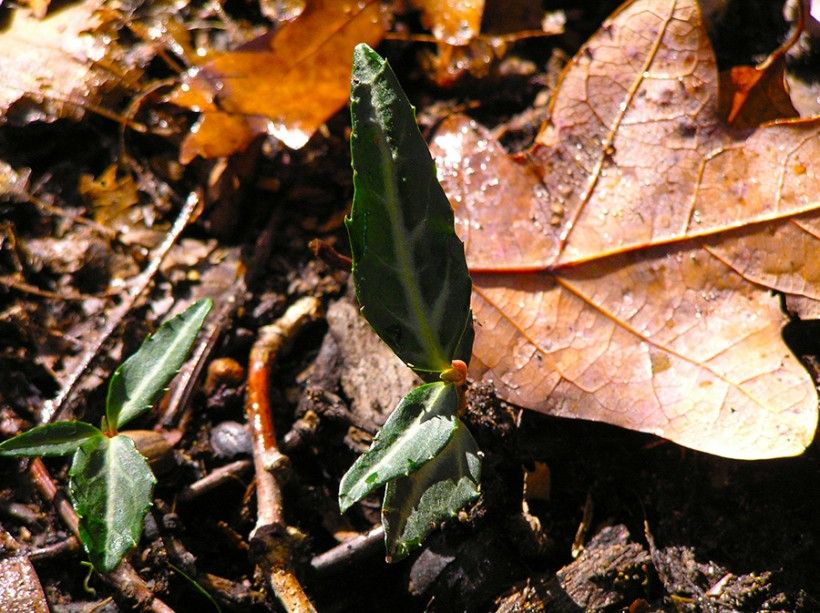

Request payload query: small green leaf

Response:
[107,298,212,431]
[0,422,101,457]
[346,44,473,378]
[69,434,156,573]
[339,382,458,512]
[382,421,481,561]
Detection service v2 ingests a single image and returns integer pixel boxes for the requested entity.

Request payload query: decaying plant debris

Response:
[0,0,818,611]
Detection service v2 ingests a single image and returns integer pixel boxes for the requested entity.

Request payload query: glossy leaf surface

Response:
[347,44,473,378]
[69,434,156,572]
[382,422,480,560]
[339,381,458,512]
[0,422,100,457]
[106,299,212,431]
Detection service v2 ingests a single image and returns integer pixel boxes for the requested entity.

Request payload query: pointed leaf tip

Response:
[0,422,101,458]
[352,43,383,79]
[347,46,474,377]
[106,298,213,431]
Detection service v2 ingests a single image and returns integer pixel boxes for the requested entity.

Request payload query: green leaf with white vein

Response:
[69,434,156,572]
[106,298,212,431]
[382,421,481,560]
[346,44,473,378]
[339,382,458,512]
[0,422,101,457]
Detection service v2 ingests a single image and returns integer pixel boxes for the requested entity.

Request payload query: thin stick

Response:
[40,192,200,423]
[29,536,81,563]
[245,296,321,612]
[29,459,175,613]
[176,459,252,504]
[310,525,385,575]
[0,274,105,302]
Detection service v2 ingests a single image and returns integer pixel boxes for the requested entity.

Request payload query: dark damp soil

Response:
[1,1,818,611]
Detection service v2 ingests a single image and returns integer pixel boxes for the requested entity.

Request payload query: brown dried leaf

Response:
[431,0,819,459]
[78,164,139,227]
[410,0,485,46]
[170,0,387,162]
[717,26,799,130]
[0,1,140,125]
[17,0,52,20]
[481,0,551,35]
[411,0,562,87]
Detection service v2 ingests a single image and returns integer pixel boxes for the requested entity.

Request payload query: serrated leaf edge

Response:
[339,382,458,512]
[106,298,212,431]
[69,434,157,572]
[382,421,481,560]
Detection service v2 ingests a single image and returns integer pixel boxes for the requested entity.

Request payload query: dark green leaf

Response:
[346,43,473,378]
[107,298,212,431]
[382,420,481,560]
[339,382,458,512]
[0,422,101,457]
[69,434,156,572]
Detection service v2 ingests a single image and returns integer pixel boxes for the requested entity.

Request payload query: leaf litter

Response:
[169,0,389,161]
[0,0,142,125]
[0,0,819,609]
[431,0,818,460]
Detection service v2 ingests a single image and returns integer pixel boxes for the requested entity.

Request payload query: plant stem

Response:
[29,459,176,613]
[245,296,321,612]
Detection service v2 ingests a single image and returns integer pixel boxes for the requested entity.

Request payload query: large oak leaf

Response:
[430,0,819,459]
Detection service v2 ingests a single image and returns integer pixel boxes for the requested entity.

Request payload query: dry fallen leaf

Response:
[410,0,562,87]
[0,1,140,125]
[78,164,139,228]
[170,0,387,162]
[431,0,819,459]
[717,22,799,130]
[410,0,486,46]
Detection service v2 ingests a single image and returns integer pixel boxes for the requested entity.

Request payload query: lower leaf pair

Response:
[0,299,212,572]
[339,381,481,559]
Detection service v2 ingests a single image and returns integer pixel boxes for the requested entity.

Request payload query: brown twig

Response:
[24,192,117,238]
[176,459,253,504]
[245,296,322,613]
[29,459,175,613]
[29,536,81,563]
[40,192,200,424]
[308,238,352,271]
[310,525,385,576]
[0,274,106,302]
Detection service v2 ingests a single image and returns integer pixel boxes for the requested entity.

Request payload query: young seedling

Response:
[0,299,212,572]
[338,44,481,560]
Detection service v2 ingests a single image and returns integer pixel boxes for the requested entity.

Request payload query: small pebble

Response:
[210,421,253,459]
[162,512,181,532]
